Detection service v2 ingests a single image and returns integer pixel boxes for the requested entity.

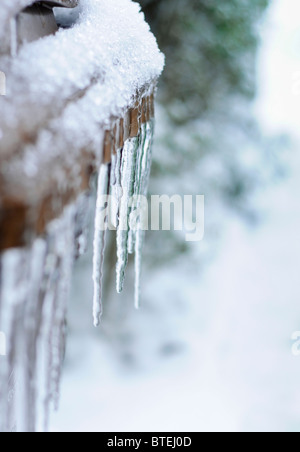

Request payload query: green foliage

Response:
[139,0,269,122]
[134,0,276,263]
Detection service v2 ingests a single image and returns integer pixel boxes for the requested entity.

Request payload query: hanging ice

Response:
[10,17,17,57]
[0,202,79,432]
[109,149,122,230]
[134,118,154,309]
[0,98,157,431]
[92,97,155,314]
[116,137,139,294]
[115,116,154,299]
[93,164,110,327]
[0,0,164,432]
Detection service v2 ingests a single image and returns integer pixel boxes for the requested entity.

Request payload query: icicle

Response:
[114,149,124,228]
[116,137,139,293]
[24,239,48,433]
[134,230,143,309]
[51,207,76,410]
[109,150,122,230]
[37,206,76,431]
[0,90,157,432]
[134,116,154,309]
[0,249,31,433]
[93,164,110,327]
[41,249,61,432]
[74,193,93,258]
[127,140,140,255]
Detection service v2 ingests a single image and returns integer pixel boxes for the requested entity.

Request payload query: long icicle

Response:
[134,117,154,309]
[116,138,138,293]
[128,125,145,255]
[93,163,110,327]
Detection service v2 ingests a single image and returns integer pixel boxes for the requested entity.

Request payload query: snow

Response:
[49,0,300,432]
[0,0,164,200]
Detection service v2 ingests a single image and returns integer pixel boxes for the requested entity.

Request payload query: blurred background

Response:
[51,0,300,432]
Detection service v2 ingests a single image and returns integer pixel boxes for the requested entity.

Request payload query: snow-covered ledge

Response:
[0,0,164,433]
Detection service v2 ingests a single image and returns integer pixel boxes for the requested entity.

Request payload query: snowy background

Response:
[51,0,300,432]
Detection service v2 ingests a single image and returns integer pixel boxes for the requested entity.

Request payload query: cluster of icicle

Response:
[0,96,155,432]
[93,102,154,327]
[0,194,92,432]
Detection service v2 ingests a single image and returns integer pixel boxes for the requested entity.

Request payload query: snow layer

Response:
[0,0,164,200]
